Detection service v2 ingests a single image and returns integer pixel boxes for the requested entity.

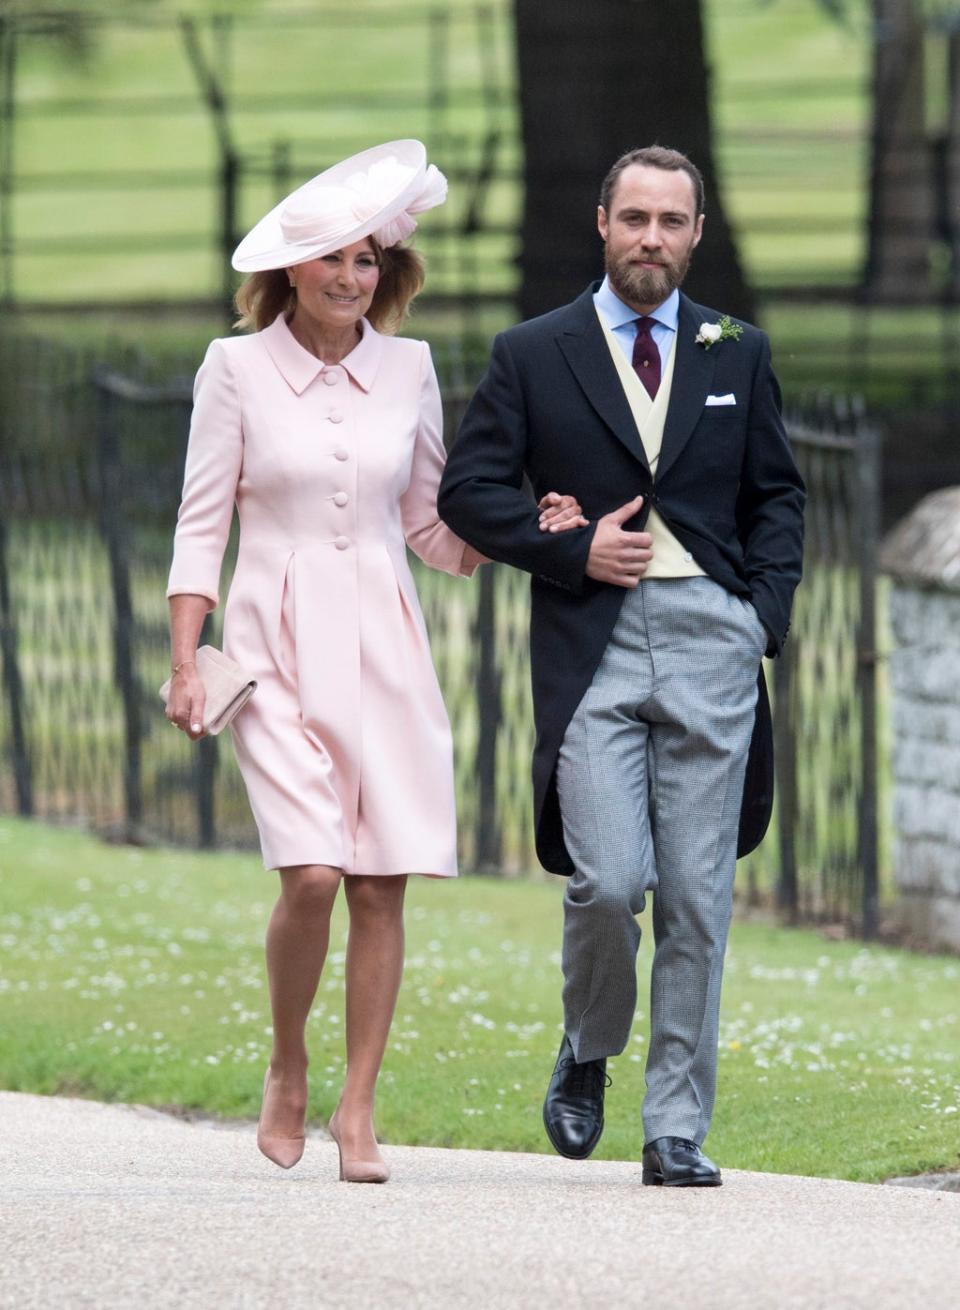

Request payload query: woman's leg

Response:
[332,874,408,1162]
[260,864,342,1144]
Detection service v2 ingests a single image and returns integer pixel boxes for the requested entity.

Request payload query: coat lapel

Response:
[656,294,719,483]
[554,287,650,472]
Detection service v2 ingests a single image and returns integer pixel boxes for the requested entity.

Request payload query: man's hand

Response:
[537,491,589,533]
[585,495,653,587]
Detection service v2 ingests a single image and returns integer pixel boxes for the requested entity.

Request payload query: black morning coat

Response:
[437,285,806,876]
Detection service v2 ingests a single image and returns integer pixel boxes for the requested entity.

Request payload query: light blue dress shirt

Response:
[593,277,679,373]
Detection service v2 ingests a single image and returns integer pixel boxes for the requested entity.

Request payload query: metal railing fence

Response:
[768,400,882,934]
[0,332,881,929]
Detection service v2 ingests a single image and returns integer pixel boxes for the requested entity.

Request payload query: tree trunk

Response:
[864,0,932,302]
[514,0,755,323]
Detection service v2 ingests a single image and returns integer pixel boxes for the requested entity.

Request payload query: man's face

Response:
[598,164,704,311]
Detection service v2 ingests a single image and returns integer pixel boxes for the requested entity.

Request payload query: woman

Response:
[165,141,584,1182]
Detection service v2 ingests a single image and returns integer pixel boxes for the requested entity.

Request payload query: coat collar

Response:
[261,312,383,395]
[656,293,719,482]
[554,285,719,479]
[555,283,650,470]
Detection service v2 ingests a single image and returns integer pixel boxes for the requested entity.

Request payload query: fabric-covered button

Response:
[333,492,349,507]
[328,410,344,423]
[323,371,339,386]
[334,536,349,550]
[334,448,349,461]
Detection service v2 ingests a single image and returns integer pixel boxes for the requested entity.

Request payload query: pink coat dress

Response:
[167,312,479,875]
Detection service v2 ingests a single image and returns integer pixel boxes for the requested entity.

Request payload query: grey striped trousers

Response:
[555,576,764,1144]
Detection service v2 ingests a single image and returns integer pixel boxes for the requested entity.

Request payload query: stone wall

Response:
[881,488,960,952]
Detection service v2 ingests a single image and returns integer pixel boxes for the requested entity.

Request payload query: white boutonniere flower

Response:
[695,315,743,350]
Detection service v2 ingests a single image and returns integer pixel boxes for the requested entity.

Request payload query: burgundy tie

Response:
[631,316,661,400]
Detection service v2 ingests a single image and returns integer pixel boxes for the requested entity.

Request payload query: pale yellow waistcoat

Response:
[596,308,705,580]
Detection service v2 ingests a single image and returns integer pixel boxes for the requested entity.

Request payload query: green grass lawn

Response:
[1,816,957,1183]
[8,0,867,304]
[11,0,957,410]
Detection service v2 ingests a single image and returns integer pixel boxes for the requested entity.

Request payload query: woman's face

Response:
[289,239,380,331]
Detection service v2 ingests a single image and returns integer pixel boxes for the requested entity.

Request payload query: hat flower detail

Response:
[345,157,417,225]
[695,316,743,350]
[375,164,447,247]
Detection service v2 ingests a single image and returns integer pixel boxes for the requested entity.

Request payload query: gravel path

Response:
[1,1090,958,1309]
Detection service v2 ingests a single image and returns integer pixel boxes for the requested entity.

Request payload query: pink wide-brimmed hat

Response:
[231,139,447,273]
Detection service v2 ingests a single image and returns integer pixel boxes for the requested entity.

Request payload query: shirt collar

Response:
[262,312,383,395]
[594,276,680,333]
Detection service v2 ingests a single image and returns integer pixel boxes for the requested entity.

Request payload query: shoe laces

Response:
[672,1137,699,1154]
[556,1055,612,1098]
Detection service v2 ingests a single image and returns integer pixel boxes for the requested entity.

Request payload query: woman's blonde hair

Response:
[233,239,426,335]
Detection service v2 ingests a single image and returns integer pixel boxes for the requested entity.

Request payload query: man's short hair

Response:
[599,146,704,217]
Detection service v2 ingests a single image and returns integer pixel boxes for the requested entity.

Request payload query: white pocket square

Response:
[705,393,737,407]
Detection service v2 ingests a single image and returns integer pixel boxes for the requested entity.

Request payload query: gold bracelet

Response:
[171,659,197,675]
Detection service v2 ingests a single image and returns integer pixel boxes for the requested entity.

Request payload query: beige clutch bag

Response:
[159,645,257,736]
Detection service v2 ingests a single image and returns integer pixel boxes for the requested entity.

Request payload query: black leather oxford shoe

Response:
[641,1137,722,1187]
[542,1035,609,1159]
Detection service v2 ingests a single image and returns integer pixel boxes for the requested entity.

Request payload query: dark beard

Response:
[605,244,691,309]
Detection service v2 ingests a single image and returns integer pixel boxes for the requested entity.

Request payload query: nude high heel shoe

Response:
[328,1112,390,1184]
[257,1069,306,1170]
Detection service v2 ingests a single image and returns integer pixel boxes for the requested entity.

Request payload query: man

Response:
[438,146,804,1186]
